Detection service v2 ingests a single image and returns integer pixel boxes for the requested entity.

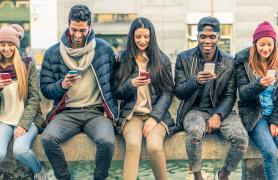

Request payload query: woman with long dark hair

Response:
[113,17,174,180]
[0,24,47,180]
[235,21,278,180]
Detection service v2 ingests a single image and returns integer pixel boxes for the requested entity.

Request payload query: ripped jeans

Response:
[183,110,249,172]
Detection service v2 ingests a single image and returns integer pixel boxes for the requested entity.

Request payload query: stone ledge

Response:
[32,132,276,162]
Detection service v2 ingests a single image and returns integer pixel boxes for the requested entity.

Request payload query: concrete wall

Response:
[1,132,275,179]
[30,0,58,49]
[32,132,266,161]
[233,0,277,53]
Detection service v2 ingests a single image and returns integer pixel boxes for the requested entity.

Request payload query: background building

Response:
[22,0,278,62]
[56,0,278,55]
[0,0,30,52]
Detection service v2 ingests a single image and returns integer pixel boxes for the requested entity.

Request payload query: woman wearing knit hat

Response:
[235,21,278,180]
[0,24,47,180]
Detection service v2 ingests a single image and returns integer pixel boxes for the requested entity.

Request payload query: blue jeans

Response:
[41,109,115,180]
[0,122,42,173]
[250,116,278,180]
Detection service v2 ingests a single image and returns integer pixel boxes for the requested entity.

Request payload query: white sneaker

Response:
[34,167,48,180]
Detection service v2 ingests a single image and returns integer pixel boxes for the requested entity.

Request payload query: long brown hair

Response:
[113,17,174,94]
[249,43,278,77]
[0,47,27,100]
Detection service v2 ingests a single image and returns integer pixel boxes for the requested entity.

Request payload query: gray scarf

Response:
[59,38,96,72]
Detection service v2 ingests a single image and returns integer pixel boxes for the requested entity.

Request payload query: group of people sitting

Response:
[0,4,277,180]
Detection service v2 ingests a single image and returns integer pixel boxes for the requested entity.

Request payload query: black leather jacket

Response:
[173,46,237,133]
[235,47,278,131]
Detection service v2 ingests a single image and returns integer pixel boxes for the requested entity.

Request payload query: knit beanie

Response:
[0,24,24,48]
[253,21,276,44]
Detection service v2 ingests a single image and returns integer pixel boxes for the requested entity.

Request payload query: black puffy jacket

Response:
[235,47,278,131]
[40,30,118,121]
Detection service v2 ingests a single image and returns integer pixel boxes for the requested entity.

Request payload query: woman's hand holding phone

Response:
[260,70,277,88]
[0,79,12,89]
[260,76,276,88]
[131,71,150,88]
[0,73,12,89]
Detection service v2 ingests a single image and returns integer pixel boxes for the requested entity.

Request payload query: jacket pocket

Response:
[238,100,259,131]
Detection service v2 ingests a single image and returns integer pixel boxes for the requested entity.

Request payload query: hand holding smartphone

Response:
[67,70,78,79]
[131,71,150,87]
[266,69,276,78]
[68,70,78,75]
[0,73,12,88]
[204,63,215,73]
[260,70,276,87]
[0,73,12,80]
[197,63,215,84]
[62,70,80,89]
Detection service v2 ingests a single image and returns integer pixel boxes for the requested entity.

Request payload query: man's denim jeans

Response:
[250,116,278,180]
[41,109,115,180]
[183,110,249,172]
[0,122,42,173]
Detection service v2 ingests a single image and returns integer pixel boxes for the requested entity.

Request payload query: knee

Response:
[236,134,249,146]
[95,135,115,150]
[41,131,59,147]
[147,142,163,155]
[0,147,8,162]
[187,128,204,143]
[261,148,277,161]
[13,147,29,160]
[125,140,141,153]
[231,133,249,153]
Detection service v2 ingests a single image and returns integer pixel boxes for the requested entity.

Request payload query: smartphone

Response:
[266,69,276,78]
[204,63,215,73]
[68,70,78,75]
[0,73,12,80]
[139,71,149,80]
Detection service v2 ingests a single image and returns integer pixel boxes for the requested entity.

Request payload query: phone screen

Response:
[204,63,215,73]
[140,72,149,80]
[266,70,276,77]
[0,73,11,80]
[68,70,77,75]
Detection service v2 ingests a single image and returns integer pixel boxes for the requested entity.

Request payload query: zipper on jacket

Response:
[208,64,227,109]
[214,64,226,79]
[209,87,215,109]
[90,64,115,120]
[272,80,278,100]
[178,56,198,116]
[190,57,198,75]
[121,119,127,133]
